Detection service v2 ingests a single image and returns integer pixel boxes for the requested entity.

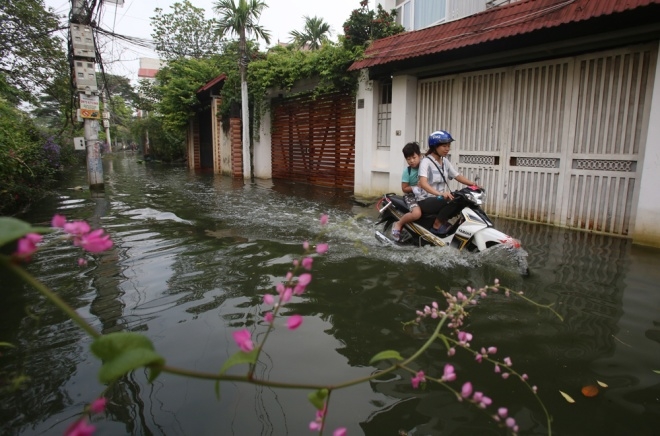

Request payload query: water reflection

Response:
[2,153,660,435]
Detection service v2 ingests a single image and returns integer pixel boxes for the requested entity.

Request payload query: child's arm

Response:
[401,181,414,194]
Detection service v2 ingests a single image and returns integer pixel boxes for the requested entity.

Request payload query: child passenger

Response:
[391,142,423,242]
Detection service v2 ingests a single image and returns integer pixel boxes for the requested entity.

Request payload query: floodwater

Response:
[1,152,659,435]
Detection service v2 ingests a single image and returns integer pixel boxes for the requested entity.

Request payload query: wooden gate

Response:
[271,93,355,189]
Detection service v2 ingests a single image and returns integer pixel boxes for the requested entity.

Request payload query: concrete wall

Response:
[632,43,660,247]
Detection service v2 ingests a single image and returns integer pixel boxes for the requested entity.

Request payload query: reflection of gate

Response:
[415,44,656,236]
[271,93,355,189]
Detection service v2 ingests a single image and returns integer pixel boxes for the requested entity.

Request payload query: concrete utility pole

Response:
[102,92,111,150]
[71,0,104,190]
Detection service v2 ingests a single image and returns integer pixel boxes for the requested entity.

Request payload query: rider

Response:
[391,141,424,241]
[417,130,478,234]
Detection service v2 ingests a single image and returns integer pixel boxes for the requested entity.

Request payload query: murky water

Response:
[2,153,660,435]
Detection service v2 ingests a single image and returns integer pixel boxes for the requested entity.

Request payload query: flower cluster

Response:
[227,215,339,433]
[408,281,545,434]
[12,214,113,264]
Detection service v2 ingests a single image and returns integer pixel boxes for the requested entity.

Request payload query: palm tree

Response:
[289,16,332,50]
[213,0,270,180]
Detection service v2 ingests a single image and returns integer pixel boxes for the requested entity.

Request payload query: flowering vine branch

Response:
[0,214,562,436]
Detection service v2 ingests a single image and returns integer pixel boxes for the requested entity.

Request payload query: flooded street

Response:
[2,152,660,435]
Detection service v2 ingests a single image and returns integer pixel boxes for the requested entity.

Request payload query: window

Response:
[396,0,446,31]
[377,81,392,149]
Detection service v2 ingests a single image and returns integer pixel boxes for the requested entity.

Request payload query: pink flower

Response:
[316,243,329,254]
[15,233,43,258]
[333,428,347,436]
[411,371,425,389]
[320,214,329,225]
[302,257,313,269]
[89,397,107,414]
[461,382,473,398]
[51,214,67,228]
[293,283,306,295]
[303,241,310,250]
[63,220,90,236]
[309,421,322,431]
[457,331,472,344]
[498,407,508,418]
[264,312,274,323]
[287,315,303,330]
[75,229,113,253]
[298,273,312,286]
[478,395,492,408]
[64,418,96,436]
[504,357,512,366]
[441,363,456,382]
[232,329,254,352]
[505,417,516,429]
[263,294,275,305]
[281,288,293,302]
[78,258,88,266]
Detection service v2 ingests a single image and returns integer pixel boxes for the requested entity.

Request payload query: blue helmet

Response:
[428,130,455,148]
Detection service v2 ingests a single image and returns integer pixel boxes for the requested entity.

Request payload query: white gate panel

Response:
[414,44,654,236]
[416,77,455,144]
[563,47,653,235]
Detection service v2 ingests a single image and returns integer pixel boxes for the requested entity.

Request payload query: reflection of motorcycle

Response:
[375,186,522,253]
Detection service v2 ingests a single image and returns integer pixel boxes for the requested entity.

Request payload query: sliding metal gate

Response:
[416,43,656,236]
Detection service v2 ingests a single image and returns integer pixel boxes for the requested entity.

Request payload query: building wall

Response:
[633,43,660,247]
[354,41,660,246]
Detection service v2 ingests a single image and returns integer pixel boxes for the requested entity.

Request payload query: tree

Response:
[289,16,332,50]
[342,0,405,52]
[213,0,271,180]
[151,0,224,61]
[0,0,67,105]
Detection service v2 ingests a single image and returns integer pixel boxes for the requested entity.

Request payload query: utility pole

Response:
[102,91,111,151]
[71,0,103,190]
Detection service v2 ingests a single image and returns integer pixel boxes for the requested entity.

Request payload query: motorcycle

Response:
[375,186,524,255]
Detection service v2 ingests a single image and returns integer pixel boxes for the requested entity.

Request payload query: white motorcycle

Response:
[375,187,523,255]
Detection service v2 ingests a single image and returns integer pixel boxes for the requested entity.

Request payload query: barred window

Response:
[376,81,392,149]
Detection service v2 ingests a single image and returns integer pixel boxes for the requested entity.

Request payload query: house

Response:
[349,0,660,247]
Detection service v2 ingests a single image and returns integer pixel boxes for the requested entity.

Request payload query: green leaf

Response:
[653,370,660,374]
[90,332,165,383]
[0,342,15,348]
[369,350,404,365]
[219,349,259,375]
[308,388,329,410]
[0,217,51,248]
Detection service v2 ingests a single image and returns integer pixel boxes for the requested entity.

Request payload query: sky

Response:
[45,0,373,83]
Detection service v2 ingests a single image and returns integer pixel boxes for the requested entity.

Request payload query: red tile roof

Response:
[197,74,227,93]
[349,0,660,71]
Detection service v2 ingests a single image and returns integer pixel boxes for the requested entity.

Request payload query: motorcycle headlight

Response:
[465,191,484,205]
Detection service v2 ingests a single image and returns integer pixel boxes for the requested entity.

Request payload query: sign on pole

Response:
[73,137,85,151]
[80,95,100,119]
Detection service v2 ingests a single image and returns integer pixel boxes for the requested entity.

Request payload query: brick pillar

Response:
[230,117,242,178]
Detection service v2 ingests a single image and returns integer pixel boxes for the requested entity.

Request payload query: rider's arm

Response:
[419,176,452,199]
[455,174,477,187]
[401,181,413,193]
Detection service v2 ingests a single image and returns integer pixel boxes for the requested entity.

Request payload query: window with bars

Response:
[376,81,392,149]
